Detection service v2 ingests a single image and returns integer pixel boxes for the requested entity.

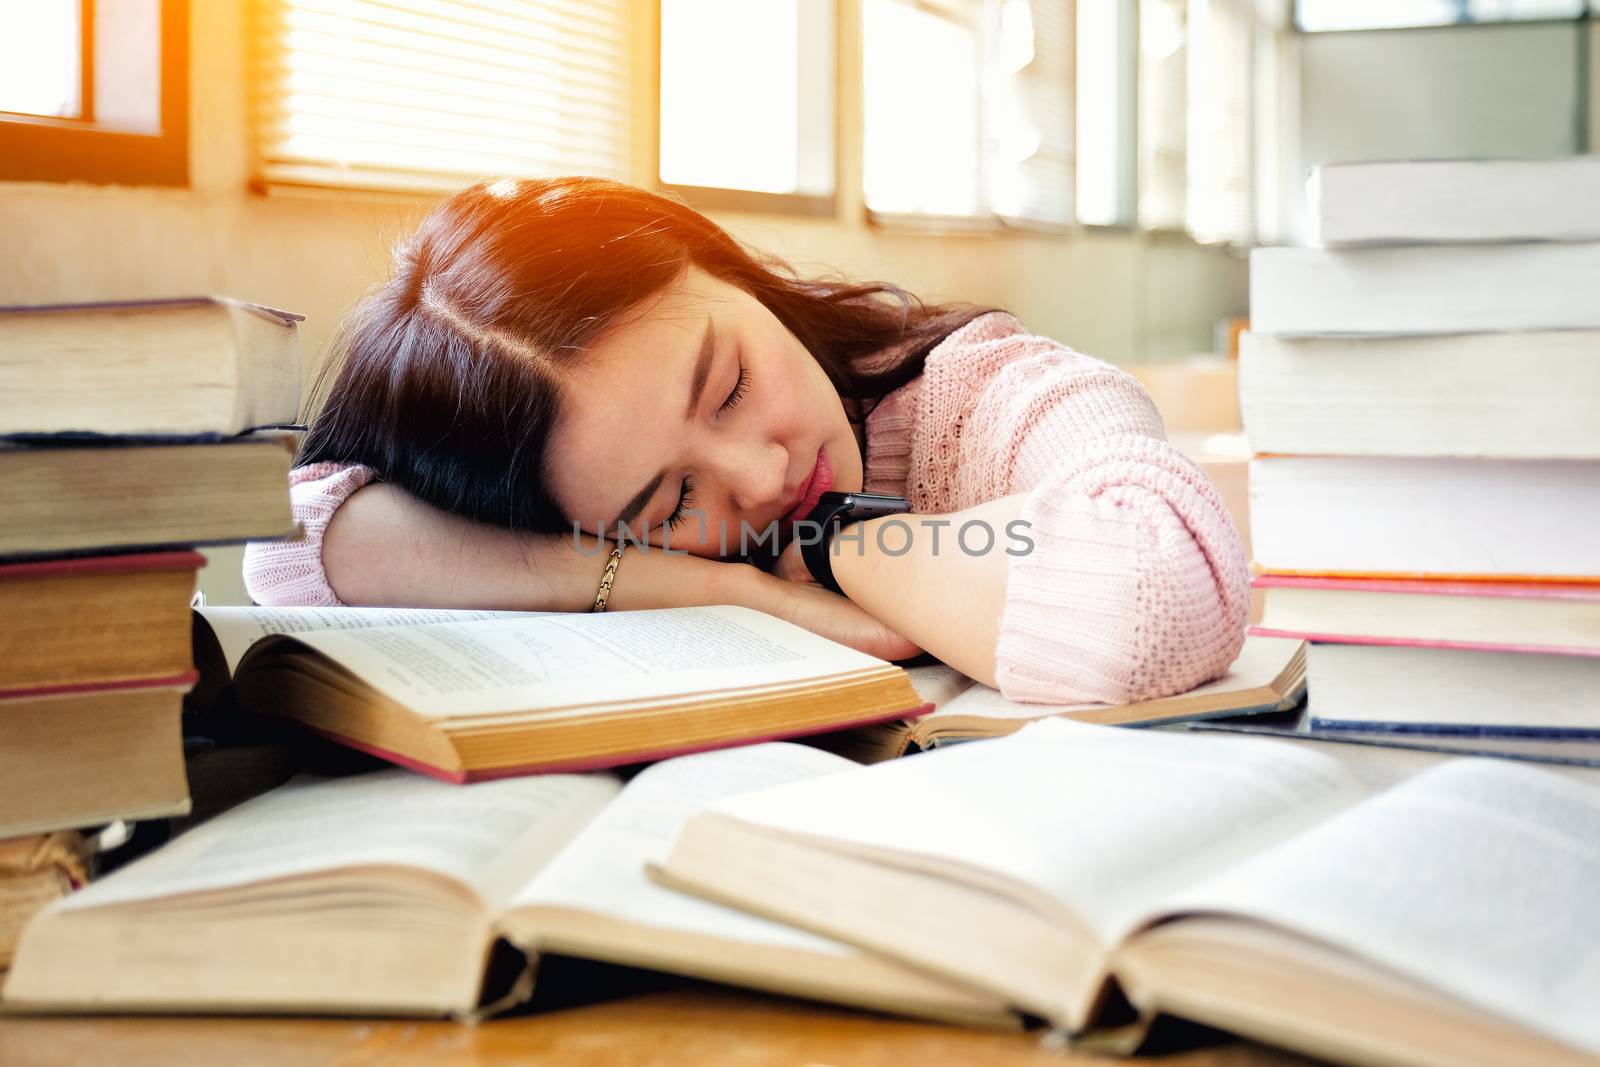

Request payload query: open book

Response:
[191,604,930,780]
[895,635,1305,752]
[2,743,1011,1027]
[657,719,1600,1066]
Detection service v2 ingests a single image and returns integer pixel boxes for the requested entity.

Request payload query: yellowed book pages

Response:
[4,743,1009,1025]
[658,719,1600,1063]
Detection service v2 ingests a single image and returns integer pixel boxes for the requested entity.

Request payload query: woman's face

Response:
[545,264,865,561]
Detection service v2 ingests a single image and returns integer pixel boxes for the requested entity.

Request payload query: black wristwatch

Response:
[800,491,913,595]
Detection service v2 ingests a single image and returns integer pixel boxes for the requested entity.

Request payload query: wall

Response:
[0,1,1246,605]
[1288,19,1593,241]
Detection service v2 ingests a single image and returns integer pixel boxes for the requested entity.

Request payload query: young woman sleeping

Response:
[242,176,1248,704]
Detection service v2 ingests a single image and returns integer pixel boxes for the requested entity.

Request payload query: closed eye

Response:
[664,358,747,533]
[721,359,748,413]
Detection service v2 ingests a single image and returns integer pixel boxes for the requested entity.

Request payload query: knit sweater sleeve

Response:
[913,313,1250,705]
[240,462,377,606]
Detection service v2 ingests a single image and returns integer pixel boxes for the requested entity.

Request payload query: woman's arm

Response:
[824,314,1249,704]
[829,493,1023,688]
[320,483,924,660]
[321,481,736,612]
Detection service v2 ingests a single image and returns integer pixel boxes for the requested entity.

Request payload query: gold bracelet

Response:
[591,542,626,612]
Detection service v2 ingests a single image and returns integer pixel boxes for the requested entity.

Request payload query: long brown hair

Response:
[298,176,1004,532]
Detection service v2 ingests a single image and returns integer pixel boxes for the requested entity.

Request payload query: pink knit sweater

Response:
[243,312,1250,704]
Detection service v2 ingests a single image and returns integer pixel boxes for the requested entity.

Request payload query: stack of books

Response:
[1241,157,1600,740]
[0,296,303,963]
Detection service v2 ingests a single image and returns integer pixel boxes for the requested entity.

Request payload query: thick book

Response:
[0,297,301,437]
[190,604,931,782]
[657,719,1600,1066]
[1305,642,1600,736]
[895,635,1305,750]
[1238,330,1600,458]
[1307,157,1600,247]
[0,832,90,968]
[1252,575,1600,656]
[1250,456,1600,581]
[0,433,297,558]
[1248,243,1600,336]
[3,743,1012,1026]
[0,551,201,698]
[0,682,191,837]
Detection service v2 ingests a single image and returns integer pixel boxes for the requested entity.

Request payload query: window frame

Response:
[0,0,189,186]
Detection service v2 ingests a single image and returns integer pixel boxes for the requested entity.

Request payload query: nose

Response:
[720,439,788,516]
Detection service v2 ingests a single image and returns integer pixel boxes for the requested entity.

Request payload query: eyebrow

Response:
[606,315,717,532]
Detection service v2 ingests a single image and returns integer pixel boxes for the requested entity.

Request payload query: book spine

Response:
[1307,716,1600,740]
[0,671,199,703]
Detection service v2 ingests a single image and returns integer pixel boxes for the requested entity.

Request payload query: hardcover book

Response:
[657,719,1600,1066]
[3,744,1010,1026]
[191,604,931,781]
[0,297,301,438]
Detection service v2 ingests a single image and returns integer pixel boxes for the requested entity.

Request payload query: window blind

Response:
[1186,0,1254,243]
[988,0,1074,226]
[864,0,1074,224]
[254,0,632,194]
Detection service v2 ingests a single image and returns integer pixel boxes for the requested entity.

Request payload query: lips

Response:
[784,448,831,523]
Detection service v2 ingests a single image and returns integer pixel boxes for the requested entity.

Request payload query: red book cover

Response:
[0,550,206,581]
[1252,574,1600,600]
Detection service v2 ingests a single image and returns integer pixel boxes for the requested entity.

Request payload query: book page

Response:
[508,743,865,954]
[706,719,1419,941]
[275,605,889,719]
[57,770,621,913]
[921,635,1302,726]
[902,663,979,711]
[197,605,547,675]
[1164,759,1600,1055]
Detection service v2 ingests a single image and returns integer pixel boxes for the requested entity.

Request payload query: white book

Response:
[1308,157,1600,248]
[1249,456,1600,580]
[1249,243,1600,336]
[657,718,1600,1064]
[3,743,1011,1025]
[1306,643,1600,735]
[1238,330,1600,458]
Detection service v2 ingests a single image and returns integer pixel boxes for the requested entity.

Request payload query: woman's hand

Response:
[720,556,922,662]
[770,535,815,586]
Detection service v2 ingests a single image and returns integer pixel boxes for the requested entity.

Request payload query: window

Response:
[863,0,985,217]
[1297,0,1590,32]
[863,0,1075,226]
[253,0,631,195]
[1075,0,1137,226]
[1137,0,1187,230]
[0,0,187,185]
[1135,0,1277,244]
[658,0,835,213]
[1185,0,1254,244]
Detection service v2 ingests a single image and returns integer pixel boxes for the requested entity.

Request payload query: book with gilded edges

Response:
[4,744,1012,1026]
[190,604,931,782]
[657,719,1600,1066]
[892,635,1306,752]
[0,297,301,438]
[0,433,297,559]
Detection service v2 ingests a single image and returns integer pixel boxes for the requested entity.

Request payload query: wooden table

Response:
[0,984,1319,1067]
